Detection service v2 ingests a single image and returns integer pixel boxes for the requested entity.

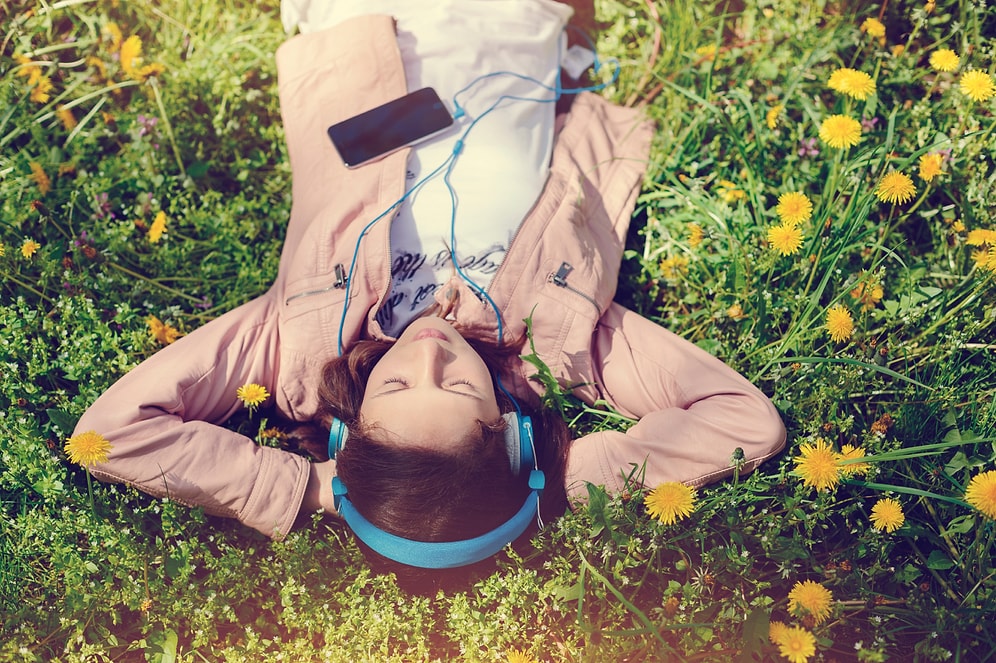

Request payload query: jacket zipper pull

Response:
[333,264,346,289]
[549,261,601,316]
[552,262,573,286]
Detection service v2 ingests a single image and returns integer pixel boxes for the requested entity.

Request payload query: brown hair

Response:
[290,334,571,594]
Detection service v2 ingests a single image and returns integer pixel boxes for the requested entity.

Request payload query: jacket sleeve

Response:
[565,302,786,499]
[73,293,312,539]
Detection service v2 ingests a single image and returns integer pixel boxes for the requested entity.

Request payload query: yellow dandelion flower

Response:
[21,239,41,259]
[87,55,109,81]
[775,192,813,226]
[102,22,123,53]
[30,75,53,104]
[965,228,996,272]
[918,153,944,182]
[120,34,142,66]
[767,104,783,130]
[0,243,6,257]
[826,304,854,343]
[65,431,112,467]
[117,34,165,82]
[891,44,905,58]
[838,444,870,476]
[984,247,996,272]
[237,383,271,410]
[972,247,996,272]
[506,650,538,663]
[768,223,804,256]
[137,62,166,79]
[717,179,746,203]
[22,66,42,86]
[870,497,905,532]
[660,255,690,280]
[120,35,143,79]
[959,70,996,103]
[828,68,877,101]
[55,105,77,131]
[965,470,996,520]
[875,171,916,205]
[29,162,51,196]
[850,276,884,311]
[644,482,697,525]
[794,439,841,491]
[148,210,167,243]
[860,17,886,39]
[687,222,704,248]
[14,54,40,81]
[929,48,960,72]
[818,115,862,149]
[966,229,996,247]
[769,620,791,644]
[951,220,965,233]
[777,625,817,663]
[147,315,181,346]
[695,44,718,62]
[260,427,288,443]
[788,579,834,625]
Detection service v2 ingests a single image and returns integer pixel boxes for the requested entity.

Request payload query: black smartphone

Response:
[327,87,454,168]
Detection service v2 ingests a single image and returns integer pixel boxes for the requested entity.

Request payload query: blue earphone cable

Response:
[335,34,621,356]
[441,59,621,342]
[335,151,460,354]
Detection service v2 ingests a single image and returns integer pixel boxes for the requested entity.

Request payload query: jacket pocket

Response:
[280,268,349,356]
[547,261,601,318]
[522,271,601,403]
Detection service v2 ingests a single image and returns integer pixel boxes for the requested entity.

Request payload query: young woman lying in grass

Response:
[74,0,785,592]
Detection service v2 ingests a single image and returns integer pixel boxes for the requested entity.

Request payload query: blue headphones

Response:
[328,412,545,569]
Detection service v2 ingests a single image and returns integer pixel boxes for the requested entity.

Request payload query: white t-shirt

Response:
[281,0,572,336]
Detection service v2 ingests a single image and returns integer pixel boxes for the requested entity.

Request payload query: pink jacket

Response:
[75,15,785,539]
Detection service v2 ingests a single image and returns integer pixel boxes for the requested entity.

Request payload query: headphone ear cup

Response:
[501,412,521,476]
[501,412,535,476]
[328,418,349,460]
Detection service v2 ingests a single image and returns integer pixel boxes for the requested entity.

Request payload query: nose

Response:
[412,340,452,386]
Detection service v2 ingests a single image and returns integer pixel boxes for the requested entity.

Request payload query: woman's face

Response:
[359,317,501,451]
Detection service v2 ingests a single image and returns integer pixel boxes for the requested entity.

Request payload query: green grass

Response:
[2,0,996,660]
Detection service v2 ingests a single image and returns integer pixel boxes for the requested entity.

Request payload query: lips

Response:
[412,328,448,341]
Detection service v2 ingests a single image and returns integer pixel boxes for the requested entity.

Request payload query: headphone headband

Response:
[332,471,544,569]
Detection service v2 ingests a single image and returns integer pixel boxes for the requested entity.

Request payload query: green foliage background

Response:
[1,0,995,661]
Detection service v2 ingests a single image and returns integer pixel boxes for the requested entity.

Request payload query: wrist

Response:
[304,460,338,515]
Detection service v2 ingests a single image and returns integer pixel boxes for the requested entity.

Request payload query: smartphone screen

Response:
[327,87,454,168]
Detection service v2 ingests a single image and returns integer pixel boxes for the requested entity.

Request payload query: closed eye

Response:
[375,377,481,399]
[384,377,475,389]
[378,377,410,393]
[445,379,482,396]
